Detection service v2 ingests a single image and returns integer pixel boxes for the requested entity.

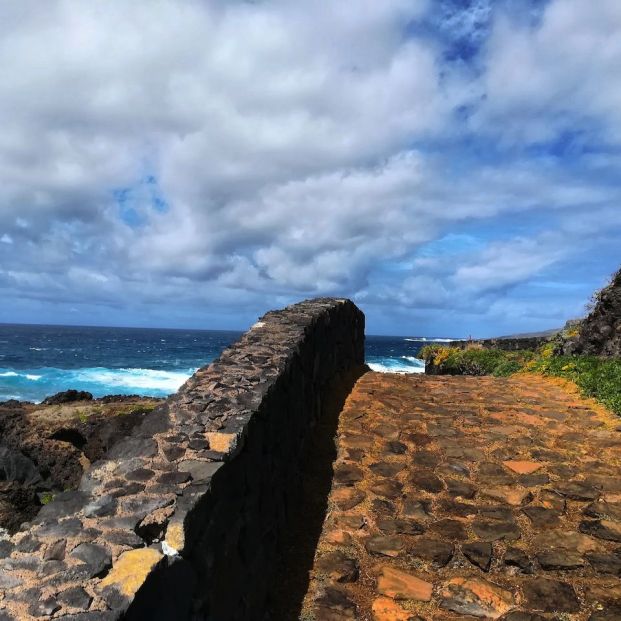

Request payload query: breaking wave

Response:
[367,356,425,374]
[0,366,196,403]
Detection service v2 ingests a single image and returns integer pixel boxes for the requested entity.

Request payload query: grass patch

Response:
[39,492,55,505]
[115,403,158,416]
[418,344,621,416]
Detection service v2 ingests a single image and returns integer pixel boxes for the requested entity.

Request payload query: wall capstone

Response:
[0,298,365,620]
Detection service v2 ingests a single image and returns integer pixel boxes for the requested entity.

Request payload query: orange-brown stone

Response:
[479,486,532,506]
[503,460,542,474]
[371,596,413,621]
[377,566,433,601]
[440,576,514,619]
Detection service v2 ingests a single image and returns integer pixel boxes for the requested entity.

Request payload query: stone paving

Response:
[302,372,621,621]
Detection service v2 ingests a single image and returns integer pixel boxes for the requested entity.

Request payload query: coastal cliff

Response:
[561,267,621,357]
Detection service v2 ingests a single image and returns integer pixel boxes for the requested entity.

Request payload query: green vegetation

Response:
[39,492,55,505]
[418,344,621,416]
[116,403,158,416]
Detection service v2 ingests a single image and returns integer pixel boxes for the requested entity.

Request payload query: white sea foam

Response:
[72,367,196,393]
[404,337,462,343]
[368,357,425,374]
[0,371,18,377]
[25,374,41,381]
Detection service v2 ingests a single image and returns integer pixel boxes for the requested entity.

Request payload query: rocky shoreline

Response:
[0,391,162,533]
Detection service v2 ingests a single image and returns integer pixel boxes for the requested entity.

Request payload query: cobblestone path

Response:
[302,372,621,621]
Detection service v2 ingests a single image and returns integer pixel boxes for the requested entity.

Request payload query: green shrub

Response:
[418,345,621,415]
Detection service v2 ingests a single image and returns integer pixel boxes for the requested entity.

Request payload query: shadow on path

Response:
[264,365,368,620]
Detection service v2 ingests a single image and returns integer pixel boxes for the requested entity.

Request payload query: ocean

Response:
[0,324,457,403]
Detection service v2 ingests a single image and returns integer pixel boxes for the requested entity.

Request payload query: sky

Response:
[0,0,620,337]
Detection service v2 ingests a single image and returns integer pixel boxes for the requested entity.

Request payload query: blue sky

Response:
[0,0,619,336]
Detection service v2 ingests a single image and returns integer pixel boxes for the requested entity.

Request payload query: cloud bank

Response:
[0,0,619,335]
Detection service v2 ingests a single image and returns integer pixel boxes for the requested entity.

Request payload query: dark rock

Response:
[16,534,41,553]
[0,446,41,485]
[587,551,621,575]
[28,598,60,617]
[70,543,112,578]
[43,538,66,561]
[518,473,550,487]
[561,266,621,357]
[386,440,407,454]
[472,519,521,542]
[176,460,223,483]
[126,468,155,482]
[432,518,468,540]
[38,560,66,577]
[410,470,444,493]
[161,445,186,462]
[369,461,404,477]
[440,499,477,517]
[365,535,403,557]
[409,538,454,566]
[446,478,477,499]
[157,471,191,485]
[462,541,492,571]
[376,518,424,535]
[334,463,364,485]
[412,450,439,467]
[187,439,208,451]
[402,498,432,519]
[536,549,584,570]
[333,488,365,511]
[369,479,403,499]
[552,481,600,501]
[584,500,621,521]
[83,495,117,518]
[37,517,84,539]
[478,506,513,521]
[315,551,359,583]
[0,541,14,558]
[579,519,621,542]
[58,586,92,611]
[105,530,144,548]
[502,613,549,621]
[36,490,88,521]
[314,586,357,619]
[42,390,92,405]
[477,462,514,485]
[504,547,531,571]
[107,437,157,460]
[522,578,580,612]
[108,482,145,498]
[371,499,394,515]
[522,506,561,528]
[0,571,22,589]
[119,495,174,519]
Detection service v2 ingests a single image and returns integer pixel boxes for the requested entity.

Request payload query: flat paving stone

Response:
[301,372,621,619]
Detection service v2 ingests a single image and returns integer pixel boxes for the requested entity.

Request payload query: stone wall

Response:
[0,298,365,620]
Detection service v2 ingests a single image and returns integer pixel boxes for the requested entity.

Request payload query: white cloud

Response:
[0,0,619,333]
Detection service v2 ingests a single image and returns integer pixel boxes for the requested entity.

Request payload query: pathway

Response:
[301,372,621,620]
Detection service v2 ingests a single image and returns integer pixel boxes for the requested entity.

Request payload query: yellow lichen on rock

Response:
[206,431,239,454]
[99,548,163,597]
[164,521,185,553]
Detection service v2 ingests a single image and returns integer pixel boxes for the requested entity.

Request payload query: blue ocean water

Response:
[0,324,457,402]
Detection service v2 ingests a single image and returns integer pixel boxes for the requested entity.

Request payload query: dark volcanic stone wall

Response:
[0,298,365,621]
